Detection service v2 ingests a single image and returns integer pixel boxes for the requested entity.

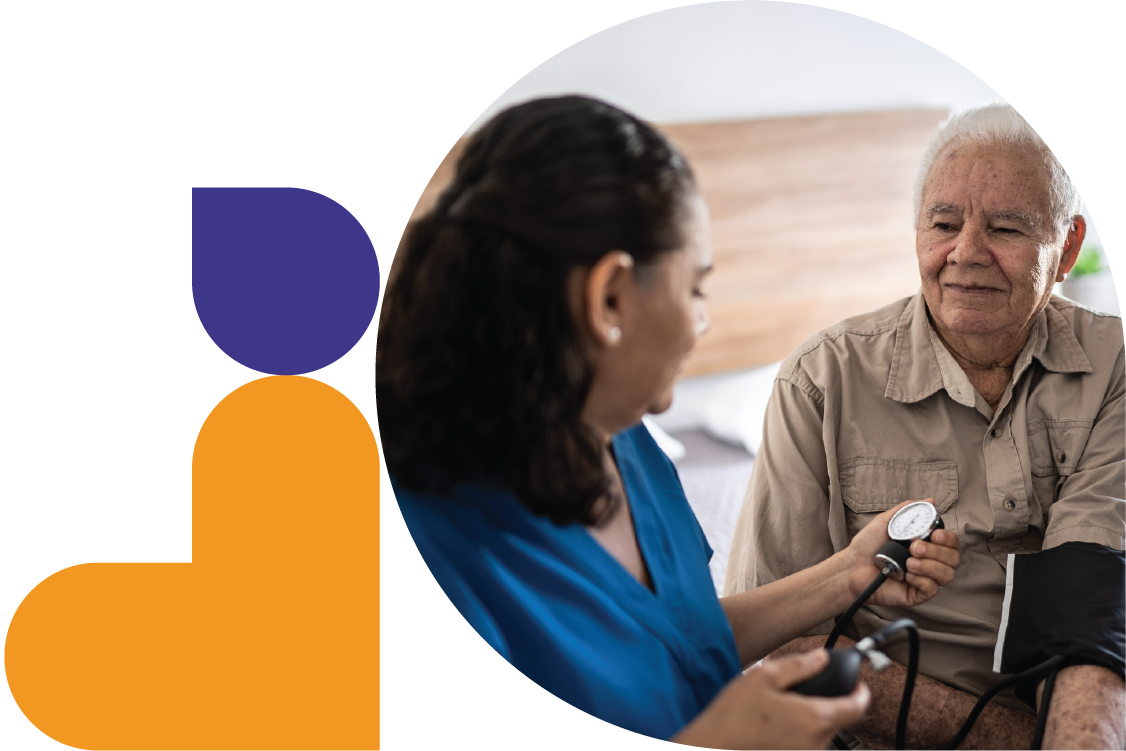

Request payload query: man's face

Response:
[916,143,1078,344]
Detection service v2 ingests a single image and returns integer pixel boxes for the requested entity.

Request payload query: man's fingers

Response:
[761,649,829,689]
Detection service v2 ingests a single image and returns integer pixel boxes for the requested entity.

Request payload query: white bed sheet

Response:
[668,429,755,595]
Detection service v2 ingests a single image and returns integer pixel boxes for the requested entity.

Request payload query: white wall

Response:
[473,0,1109,296]
[471,1,1002,129]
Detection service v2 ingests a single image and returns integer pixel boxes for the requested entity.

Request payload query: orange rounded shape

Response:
[6,376,379,749]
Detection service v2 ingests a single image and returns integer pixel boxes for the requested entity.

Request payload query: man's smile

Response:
[943,282,1002,295]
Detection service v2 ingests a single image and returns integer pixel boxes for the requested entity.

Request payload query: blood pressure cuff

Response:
[993,541,1125,708]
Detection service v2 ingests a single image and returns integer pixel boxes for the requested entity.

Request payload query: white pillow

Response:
[646,360,783,457]
[696,361,782,455]
[642,416,687,461]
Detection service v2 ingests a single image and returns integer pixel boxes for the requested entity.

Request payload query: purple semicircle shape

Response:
[192,187,380,375]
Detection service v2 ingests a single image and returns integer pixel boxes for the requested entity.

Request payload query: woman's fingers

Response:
[807,681,871,730]
[766,654,869,749]
[901,554,955,600]
[902,542,959,601]
[674,652,867,750]
[761,649,829,690]
[904,535,960,587]
[902,572,941,601]
[890,559,960,604]
[930,528,960,551]
[912,533,960,563]
[905,555,956,586]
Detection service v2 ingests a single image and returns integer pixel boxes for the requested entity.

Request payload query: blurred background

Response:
[409,1,1117,593]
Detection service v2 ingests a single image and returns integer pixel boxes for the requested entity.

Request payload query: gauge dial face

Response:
[887,502,938,541]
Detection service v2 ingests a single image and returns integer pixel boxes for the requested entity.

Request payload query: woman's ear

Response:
[583,251,635,347]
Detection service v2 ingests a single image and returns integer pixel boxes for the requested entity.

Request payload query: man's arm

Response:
[1039,664,1125,750]
[724,375,837,600]
[772,636,1037,750]
[1034,348,1126,749]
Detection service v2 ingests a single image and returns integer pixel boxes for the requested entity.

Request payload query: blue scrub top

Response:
[394,424,742,740]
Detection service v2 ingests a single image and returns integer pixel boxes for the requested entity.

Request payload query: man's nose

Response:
[948,223,993,266]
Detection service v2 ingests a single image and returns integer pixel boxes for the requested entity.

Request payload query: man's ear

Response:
[583,251,635,347]
[1057,216,1087,281]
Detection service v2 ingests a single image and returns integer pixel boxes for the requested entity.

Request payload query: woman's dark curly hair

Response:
[376,95,696,526]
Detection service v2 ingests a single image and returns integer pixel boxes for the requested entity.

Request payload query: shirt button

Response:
[1003,498,1016,511]
[1058,450,1067,463]
[990,428,1000,438]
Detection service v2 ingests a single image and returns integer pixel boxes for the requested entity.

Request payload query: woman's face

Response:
[581,193,713,438]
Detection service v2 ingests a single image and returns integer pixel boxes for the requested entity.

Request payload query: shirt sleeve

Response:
[1043,347,1126,552]
[724,374,838,637]
[397,491,511,658]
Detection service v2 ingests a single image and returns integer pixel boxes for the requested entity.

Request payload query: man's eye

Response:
[692,288,707,300]
[993,227,1019,234]
[933,223,957,232]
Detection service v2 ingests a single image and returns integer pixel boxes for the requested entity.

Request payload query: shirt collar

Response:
[926,322,977,409]
[885,293,947,404]
[1036,299,1095,375]
[885,293,1093,405]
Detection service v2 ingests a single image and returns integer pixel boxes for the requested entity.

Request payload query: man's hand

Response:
[839,499,961,608]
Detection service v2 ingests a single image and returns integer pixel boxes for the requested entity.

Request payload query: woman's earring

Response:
[608,327,621,343]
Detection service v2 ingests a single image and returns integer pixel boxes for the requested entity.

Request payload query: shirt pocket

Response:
[838,458,958,539]
[1027,420,1094,506]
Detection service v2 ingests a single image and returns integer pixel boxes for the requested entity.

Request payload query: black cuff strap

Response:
[995,541,1125,707]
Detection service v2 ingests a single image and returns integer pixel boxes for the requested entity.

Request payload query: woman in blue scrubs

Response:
[376,95,960,748]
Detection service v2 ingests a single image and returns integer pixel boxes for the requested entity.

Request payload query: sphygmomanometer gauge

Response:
[887,501,941,542]
[877,501,944,575]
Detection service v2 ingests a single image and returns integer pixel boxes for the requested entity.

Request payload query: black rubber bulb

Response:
[790,649,864,697]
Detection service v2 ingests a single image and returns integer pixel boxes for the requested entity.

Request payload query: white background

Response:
[0,1,1122,749]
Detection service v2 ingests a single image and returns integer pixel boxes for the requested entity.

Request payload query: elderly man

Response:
[725,103,1124,750]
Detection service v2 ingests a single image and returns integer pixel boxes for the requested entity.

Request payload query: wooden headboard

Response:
[408,108,946,378]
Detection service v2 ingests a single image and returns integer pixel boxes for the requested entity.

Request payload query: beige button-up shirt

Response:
[725,292,1125,712]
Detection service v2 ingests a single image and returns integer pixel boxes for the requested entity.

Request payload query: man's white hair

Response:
[912,103,1081,241]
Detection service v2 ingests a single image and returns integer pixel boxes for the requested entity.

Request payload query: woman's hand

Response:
[841,499,960,608]
[672,649,870,749]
